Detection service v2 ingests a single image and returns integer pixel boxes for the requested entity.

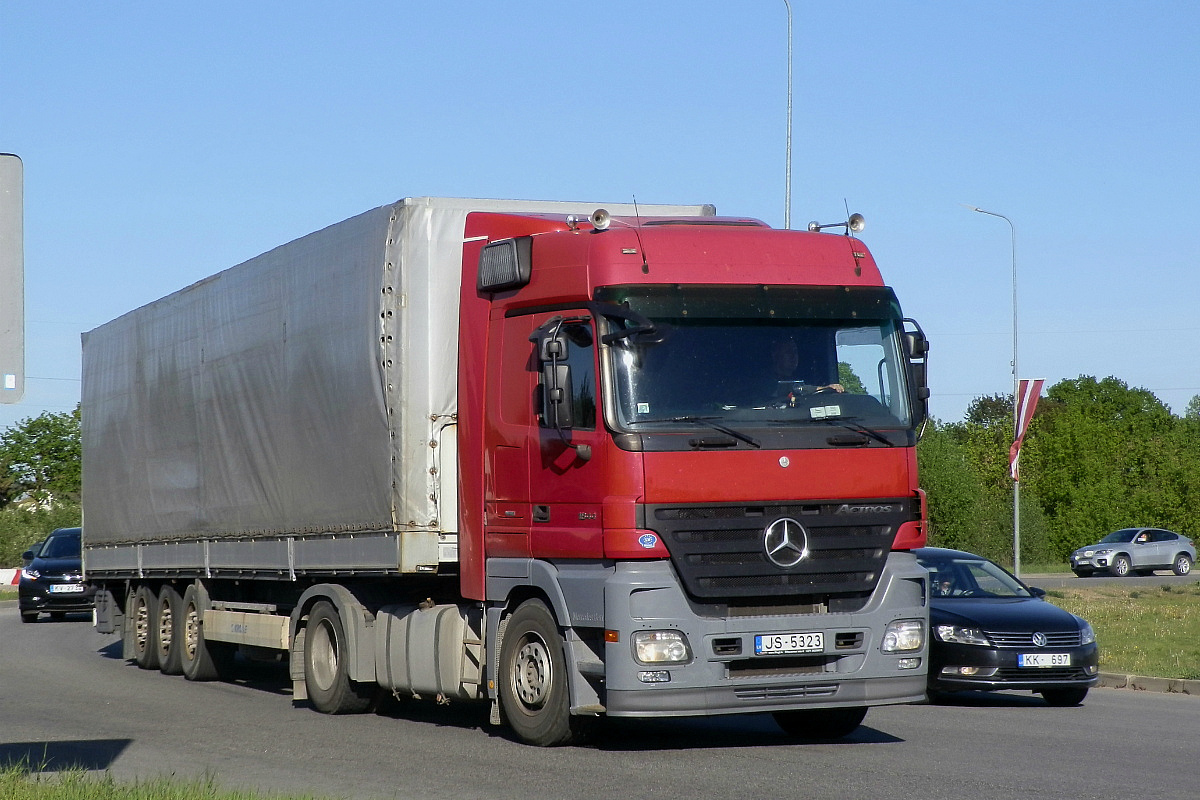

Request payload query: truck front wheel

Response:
[498,599,581,746]
[303,600,374,714]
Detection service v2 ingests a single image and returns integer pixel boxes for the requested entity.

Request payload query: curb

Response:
[1098,672,1200,696]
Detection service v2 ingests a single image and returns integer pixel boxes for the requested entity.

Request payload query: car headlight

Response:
[1094,548,1112,556]
[934,625,990,646]
[21,568,40,580]
[1080,622,1096,645]
[632,630,692,664]
[881,619,924,653]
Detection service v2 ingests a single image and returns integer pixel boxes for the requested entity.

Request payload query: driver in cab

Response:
[768,336,843,407]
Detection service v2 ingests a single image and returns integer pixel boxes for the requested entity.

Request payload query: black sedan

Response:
[914,547,1099,706]
[18,527,96,623]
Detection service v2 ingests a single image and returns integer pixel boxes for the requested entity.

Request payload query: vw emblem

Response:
[763,517,809,569]
[1032,631,1047,648]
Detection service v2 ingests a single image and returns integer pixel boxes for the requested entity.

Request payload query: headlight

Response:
[881,619,924,652]
[21,568,40,580]
[1094,548,1112,556]
[1080,622,1096,645]
[632,630,692,664]
[934,625,990,646]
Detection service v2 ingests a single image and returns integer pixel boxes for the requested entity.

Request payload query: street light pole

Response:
[967,206,1020,577]
[782,0,792,229]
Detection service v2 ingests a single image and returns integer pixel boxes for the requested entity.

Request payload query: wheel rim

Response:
[1178,558,1191,575]
[158,601,173,656]
[309,619,338,692]
[133,595,151,653]
[184,602,201,661]
[1115,559,1128,575]
[511,633,552,709]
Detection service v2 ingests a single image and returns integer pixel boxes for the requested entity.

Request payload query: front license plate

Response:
[755,632,824,655]
[49,583,85,594]
[1018,653,1071,668]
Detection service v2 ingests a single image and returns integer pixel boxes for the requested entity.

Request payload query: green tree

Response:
[0,406,82,506]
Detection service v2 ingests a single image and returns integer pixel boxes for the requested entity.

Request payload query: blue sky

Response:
[3,1,1199,431]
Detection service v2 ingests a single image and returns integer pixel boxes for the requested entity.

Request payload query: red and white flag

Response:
[1009,378,1044,481]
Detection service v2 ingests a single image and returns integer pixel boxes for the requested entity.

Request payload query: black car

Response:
[914,547,1099,706]
[18,527,96,623]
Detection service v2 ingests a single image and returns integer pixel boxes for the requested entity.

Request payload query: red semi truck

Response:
[83,196,931,746]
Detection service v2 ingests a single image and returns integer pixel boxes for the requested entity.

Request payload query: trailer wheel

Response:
[156,585,185,675]
[773,707,868,740]
[498,599,579,746]
[130,585,161,670]
[303,601,374,714]
[180,582,234,681]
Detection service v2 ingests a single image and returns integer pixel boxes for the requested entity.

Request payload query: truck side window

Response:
[562,322,597,430]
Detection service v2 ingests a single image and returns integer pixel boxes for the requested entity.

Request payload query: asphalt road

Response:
[2,604,1197,800]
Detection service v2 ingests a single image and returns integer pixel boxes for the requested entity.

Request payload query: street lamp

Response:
[966,205,1021,577]
[782,0,793,229]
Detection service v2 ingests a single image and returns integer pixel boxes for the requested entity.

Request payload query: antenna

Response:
[632,195,650,274]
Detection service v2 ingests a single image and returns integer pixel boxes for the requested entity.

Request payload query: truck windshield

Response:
[596,285,915,433]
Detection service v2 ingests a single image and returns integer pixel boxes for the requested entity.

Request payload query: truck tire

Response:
[303,600,374,714]
[130,585,161,670]
[497,599,580,746]
[156,584,185,675]
[180,582,234,681]
[773,707,868,740]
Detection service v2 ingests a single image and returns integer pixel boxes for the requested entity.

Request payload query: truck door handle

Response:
[533,505,551,523]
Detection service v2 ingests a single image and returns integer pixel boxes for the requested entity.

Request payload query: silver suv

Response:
[1070,528,1195,577]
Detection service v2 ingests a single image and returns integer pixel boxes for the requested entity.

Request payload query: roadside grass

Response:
[0,765,324,800]
[1044,580,1200,680]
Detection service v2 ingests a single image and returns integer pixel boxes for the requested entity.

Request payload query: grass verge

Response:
[0,766,324,800]
[1045,580,1200,680]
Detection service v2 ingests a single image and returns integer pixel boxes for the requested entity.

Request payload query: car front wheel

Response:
[1173,554,1193,576]
[1109,555,1131,577]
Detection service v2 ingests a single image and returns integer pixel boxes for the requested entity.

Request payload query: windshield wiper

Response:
[769,415,897,447]
[633,415,761,449]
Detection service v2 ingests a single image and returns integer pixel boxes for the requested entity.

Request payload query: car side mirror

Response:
[1028,586,1046,598]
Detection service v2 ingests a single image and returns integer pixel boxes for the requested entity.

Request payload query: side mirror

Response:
[903,318,930,426]
[1028,586,1046,599]
[541,362,575,430]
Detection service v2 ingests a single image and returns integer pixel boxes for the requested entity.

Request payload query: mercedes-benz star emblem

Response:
[763,517,809,568]
[1032,632,1047,648]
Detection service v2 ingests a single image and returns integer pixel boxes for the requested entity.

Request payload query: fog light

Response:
[897,657,921,670]
[1085,665,1098,676]
[638,670,671,683]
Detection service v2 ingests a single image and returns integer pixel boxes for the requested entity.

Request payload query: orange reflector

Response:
[604,630,619,643]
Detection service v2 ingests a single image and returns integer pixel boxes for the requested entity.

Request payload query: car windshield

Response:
[40,531,81,559]
[1099,529,1138,544]
[920,555,1032,599]
[596,284,916,432]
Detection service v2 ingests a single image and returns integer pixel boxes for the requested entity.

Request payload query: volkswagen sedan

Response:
[914,547,1099,706]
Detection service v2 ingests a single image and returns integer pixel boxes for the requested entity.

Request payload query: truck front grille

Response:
[646,499,914,605]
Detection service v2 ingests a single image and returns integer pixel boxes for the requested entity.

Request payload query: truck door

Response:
[524,312,605,559]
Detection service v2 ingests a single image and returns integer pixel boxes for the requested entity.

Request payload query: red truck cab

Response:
[459,211,929,744]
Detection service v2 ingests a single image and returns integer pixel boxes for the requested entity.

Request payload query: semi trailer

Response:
[83,196,931,745]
